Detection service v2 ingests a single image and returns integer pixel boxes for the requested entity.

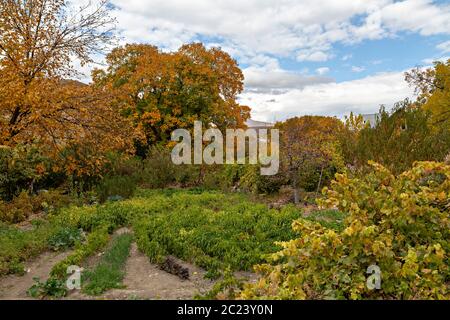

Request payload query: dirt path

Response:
[68,243,215,300]
[0,228,255,300]
[0,251,71,300]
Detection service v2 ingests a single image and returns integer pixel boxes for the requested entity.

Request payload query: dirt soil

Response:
[67,243,215,300]
[0,227,256,300]
[0,251,71,300]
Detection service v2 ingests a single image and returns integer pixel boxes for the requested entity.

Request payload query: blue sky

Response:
[77,0,450,121]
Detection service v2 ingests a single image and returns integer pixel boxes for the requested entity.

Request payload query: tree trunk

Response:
[293,188,300,205]
[316,166,324,197]
[292,174,300,205]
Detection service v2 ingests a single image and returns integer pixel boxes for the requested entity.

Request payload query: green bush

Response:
[27,277,67,299]
[0,222,54,275]
[47,227,84,251]
[238,161,449,300]
[0,189,74,223]
[131,190,300,278]
[221,164,285,194]
[0,144,50,201]
[140,146,206,188]
[96,175,137,203]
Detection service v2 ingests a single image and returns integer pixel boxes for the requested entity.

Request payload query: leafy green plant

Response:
[131,190,300,278]
[51,226,110,278]
[47,227,84,251]
[305,209,347,232]
[27,276,67,299]
[0,222,54,276]
[82,233,133,295]
[238,161,449,300]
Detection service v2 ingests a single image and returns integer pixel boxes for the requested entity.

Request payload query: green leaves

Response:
[239,161,449,300]
[131,190,299,279]
[27,277,67,299]
[82,233,133,296]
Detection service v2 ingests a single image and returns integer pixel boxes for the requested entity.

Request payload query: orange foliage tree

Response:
[92,43,251,153]
[277,116,345,203]
[0,0,133,176]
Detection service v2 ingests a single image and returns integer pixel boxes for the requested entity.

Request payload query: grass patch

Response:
[82,233,133,296]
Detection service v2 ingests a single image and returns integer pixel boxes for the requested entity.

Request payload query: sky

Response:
[76,0,450,122]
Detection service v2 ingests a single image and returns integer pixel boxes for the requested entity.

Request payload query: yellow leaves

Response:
[401,249,419,277]
[433,244,445,260]
[240,161,449,300]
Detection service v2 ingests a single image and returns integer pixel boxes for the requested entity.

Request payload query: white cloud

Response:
[422,56,450,65]
[437,40,450,53]
[316,67,330,75]
[69,1,449,118]
[244,65,334,94]
[342,54,353,61]
[297,50,333,62]
[366,0,450,37]
[351,66,366,73]
[109,0,450,65]
[239,71,414,121]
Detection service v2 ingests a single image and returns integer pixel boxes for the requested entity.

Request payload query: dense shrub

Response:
[132,190,300,279]
[238,162,449,300]
[221,164,285,194]
[0,192,33,223]
[239,165,286,194]
[96,175,137,203]
[140,146,201,188]
[341,103,450,174]
[0,145,50,201]
[0,190,74,223]
[47,227,84,251]
[0,222,54,275]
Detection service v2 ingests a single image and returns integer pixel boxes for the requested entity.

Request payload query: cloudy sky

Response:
[79,0,450,121]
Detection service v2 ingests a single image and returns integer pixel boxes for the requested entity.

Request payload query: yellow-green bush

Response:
[0,190,73,223]
[238,161,449,300]
[0,192,33,223]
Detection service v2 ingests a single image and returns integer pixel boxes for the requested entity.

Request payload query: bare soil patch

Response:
[0,251,71,300]
[68,243,215,300]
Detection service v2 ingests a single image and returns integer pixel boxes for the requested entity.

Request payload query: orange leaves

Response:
[93,43,250,148]
[0,0,128,176]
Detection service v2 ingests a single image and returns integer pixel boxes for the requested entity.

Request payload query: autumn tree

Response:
[277,116,345,204]
[338,112,367,166]
[406,59,450,130]
[0,0,133,175]
[92,43,251,155]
